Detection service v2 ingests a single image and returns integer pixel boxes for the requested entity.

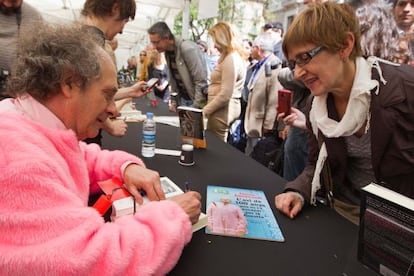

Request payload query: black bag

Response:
[251,133,284,176]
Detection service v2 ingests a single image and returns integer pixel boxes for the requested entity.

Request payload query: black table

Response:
[102,99,375,276]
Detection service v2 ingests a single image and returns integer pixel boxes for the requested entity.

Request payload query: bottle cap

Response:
[146,112,154,119]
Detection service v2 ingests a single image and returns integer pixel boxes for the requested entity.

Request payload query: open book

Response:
[108,177,207,232]
[177,106,207,148]
[205,185,284,242]
[358,183,414,275]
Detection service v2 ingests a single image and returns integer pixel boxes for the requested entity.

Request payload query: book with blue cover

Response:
[205,185,285,242]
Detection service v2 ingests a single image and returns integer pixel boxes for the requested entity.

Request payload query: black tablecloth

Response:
[101,99,375,276]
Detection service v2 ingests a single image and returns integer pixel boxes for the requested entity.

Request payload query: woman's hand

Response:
[277,107,307,130]
[275,192,303,219]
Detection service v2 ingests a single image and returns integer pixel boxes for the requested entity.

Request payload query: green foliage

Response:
[173,1,215,41]
[173,0,272,41]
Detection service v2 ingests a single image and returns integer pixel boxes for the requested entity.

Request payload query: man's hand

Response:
[275,192,303,219]
[127,81,152,98]
[168,101,177,112]
[170,192,202,224]
[114,81,152,100]
[103,118,128,137]
[123,164,165,204]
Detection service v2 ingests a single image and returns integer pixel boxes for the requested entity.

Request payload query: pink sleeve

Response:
[0,167,192,275]
[90,200,193,275]
[79,142,145,194]
[0,116,192,275]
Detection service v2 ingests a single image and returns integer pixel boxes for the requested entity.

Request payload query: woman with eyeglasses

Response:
[274,2,414,224]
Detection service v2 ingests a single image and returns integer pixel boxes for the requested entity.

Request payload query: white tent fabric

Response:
[25,0,185,50]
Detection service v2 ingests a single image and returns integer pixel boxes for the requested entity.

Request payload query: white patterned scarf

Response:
[308,56,397,205]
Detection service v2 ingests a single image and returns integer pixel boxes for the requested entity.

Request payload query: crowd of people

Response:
[0,0,413,274]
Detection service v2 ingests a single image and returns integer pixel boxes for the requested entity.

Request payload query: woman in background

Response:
[147,50,170,102]
[203,21,247,141]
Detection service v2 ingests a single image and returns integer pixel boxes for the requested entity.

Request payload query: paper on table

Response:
[154,148,181,156]
[115,113,146,122]
[154,116,180,127]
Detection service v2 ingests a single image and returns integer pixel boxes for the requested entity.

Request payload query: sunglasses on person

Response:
[287,46,324,72]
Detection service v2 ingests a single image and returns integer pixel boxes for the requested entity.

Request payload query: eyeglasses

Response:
[287,46,324,71]
[150,39,162,45]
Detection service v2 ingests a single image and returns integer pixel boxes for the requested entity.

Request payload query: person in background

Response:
[0,22,201,275]
[274,2,414,225]
[81,0,153,144]
[147,21,208,110]
[392,0,414,63]
[262,22,281,46]
[81,0,152,101]
[0,0,42,99]
[197,39,220,85]
[138,44,154,81]
[272,22,286,66]
[244,34,282,156]
[126,55,137,82]
[277,68,310,181]
[203,21,247,142]
[105,36,133,111]
[227,38,254,153]
[105,37,118,68]
[136,49,147,79]
[354,0,410,63]
[147,50,170,102]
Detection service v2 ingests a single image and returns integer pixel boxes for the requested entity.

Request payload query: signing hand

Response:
[275,192,303,219]
[123,164,165,204]
[170,192,202,224]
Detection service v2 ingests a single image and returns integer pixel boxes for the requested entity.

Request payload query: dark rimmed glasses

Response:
[287,46,324,71]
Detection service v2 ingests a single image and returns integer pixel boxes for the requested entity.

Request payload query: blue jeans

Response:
[179,98,193,107]
[283,127,308,181]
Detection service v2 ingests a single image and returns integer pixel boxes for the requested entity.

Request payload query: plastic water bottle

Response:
[141,112,156,157]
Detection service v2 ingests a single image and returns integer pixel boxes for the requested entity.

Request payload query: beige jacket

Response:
[203,52,246,116]
[244,54,282,137]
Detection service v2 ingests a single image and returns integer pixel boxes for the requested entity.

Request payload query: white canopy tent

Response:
[25,0,188,68]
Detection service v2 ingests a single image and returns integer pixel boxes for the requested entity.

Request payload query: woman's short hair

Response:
[282,2,363,61]
[8,22,103,101]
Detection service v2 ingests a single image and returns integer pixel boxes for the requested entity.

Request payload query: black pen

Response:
[185,181,190,192]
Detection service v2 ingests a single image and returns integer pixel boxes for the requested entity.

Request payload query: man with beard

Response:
[0,0,42,99]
